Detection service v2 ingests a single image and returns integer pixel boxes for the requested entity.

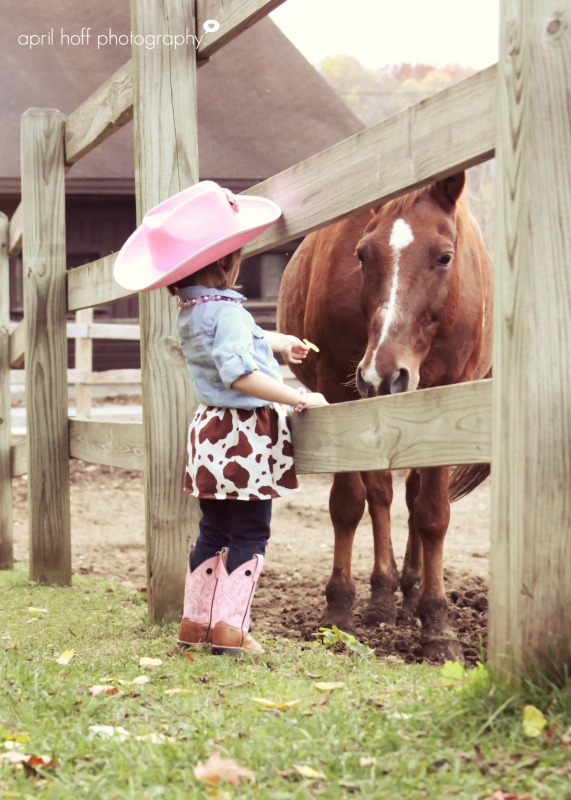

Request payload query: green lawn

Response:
[0,567,569,799]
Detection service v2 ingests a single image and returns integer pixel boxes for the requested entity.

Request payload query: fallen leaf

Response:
[0,729,30,744]
[0,750,55,768]
[164,688,191,696]
[88,725,130,740]
[314,682,346,692]
[27,607,48,616]
[133,733,174,743]
[293,764,327,780]
[561,725,571,745]
[194,752,255,786]
[119,675,150,686]
[55,649,75,665]
[359,756,377,767]
[440,660,466,685]
[252,697,300,710]
[88,685,120,697]
[522,705,547,738]
[139,657,163,668]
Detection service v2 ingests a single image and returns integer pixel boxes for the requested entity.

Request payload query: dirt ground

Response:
[11,454,491,667]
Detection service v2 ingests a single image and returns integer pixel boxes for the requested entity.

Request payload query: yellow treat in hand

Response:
[303,338,320,352]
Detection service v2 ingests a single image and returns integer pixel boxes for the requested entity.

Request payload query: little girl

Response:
[114,180,328,655]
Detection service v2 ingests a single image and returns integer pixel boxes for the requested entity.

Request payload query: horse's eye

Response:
[437,253,453,268]
[356,248,365,265]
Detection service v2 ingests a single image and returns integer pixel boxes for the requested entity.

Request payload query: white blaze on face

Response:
[361,218,414,387]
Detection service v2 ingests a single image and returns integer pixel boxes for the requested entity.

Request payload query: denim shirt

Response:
[176,286,283,409]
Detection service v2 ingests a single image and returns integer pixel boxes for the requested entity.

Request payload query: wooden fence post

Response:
[0,213,13,570]
[490,0,571,677]
[75,308,94,418]
[21,109,71,585]
[131,0,200,621]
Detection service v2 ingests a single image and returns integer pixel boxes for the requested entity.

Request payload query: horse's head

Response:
[355,172,466,397]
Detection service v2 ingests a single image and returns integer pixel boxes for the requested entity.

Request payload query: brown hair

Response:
[167,250,242,296]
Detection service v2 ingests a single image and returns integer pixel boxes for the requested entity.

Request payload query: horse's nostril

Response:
[390,367,410,394]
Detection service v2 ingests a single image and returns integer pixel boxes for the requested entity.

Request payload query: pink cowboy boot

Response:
[177,553,219,647]
[211,549,264,655]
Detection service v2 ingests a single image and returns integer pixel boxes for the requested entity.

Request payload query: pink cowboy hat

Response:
[113,181,282,292]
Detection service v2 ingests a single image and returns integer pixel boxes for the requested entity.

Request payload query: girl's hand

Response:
[304,392,329,409]
[281,335,310,365]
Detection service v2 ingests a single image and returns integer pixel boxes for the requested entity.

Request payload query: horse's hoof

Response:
[400,575,421,619]
[319,606,356,636]
[362,596,397,627]
[421,636,464,664]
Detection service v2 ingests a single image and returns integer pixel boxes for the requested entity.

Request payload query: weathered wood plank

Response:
[10,368,142,387]
[9,319,25,368]
[69,419,144,470]
[8,203,23,258]
[291,381,492,474]
[131,0,200,622]
[11,440,27,479]
[247,65,497,256]
[68,253,126,311]
[67,66,497,312]
[489,0,571,678]
[67,322,141,340]
[197,0,286,59]
[21,109,71,586]
[65,60,133,165]
[74,309,93,418]
[0,213,13,569]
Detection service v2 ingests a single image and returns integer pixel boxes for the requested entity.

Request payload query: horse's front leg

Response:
[320,471,367,634]
[414,466,463,662]
[401,469,423,617]
[361,469,398,626]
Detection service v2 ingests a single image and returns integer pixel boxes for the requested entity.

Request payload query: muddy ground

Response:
[11,456,490,667]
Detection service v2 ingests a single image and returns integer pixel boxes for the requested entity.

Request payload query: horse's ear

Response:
[431,172,466,210]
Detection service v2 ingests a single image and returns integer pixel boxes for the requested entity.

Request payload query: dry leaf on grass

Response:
[55,649,75,665]
[0,750,55,769]
[194,752,255,786]
[88,685,120,697]
[293,764,328,780]
[119,675,150,686]
[139,657,163,668]
[164,688,191,696]
[252,697,300,710]
[522,705,547,738]
[88,725,131,740]
[314,682,346,692]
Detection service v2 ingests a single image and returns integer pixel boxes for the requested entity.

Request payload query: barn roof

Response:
[0,3,362,195]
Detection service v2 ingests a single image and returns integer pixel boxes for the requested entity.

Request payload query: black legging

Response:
[190,497,272,573]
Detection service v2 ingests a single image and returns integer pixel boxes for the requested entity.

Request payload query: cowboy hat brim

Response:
[113,193,281,292]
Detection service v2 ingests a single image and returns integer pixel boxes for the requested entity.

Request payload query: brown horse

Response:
[277,172,492,661]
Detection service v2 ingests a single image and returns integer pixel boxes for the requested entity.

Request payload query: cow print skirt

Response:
[184,403,299,500]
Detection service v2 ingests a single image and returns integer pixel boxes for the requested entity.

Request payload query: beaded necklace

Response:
[178,294,243,309]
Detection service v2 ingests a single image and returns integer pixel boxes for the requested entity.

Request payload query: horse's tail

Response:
[448,463,490,502]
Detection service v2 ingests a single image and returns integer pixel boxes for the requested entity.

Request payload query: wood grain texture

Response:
[244,65,497,258]
[0,213,13,568]
[291,381,491,474]
[69,419,144,470]
[9,319,25,368]
[21,109,71,585]
[8,203,23,258]
[490,0,571,677]
[74,309,93,418]
[197,0,286,59]
[10,440,27,479]
[131,0,200,622]
[65,60,134,165]
[67,66,497,311]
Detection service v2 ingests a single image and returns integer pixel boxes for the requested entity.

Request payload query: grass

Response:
[0,566,570,800]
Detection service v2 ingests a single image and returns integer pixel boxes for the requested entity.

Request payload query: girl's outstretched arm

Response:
[231,371,328,409]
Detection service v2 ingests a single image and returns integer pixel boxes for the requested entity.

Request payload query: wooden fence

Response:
[1,0,569,679]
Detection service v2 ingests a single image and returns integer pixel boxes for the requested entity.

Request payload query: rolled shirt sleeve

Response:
[212,304,259,388]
